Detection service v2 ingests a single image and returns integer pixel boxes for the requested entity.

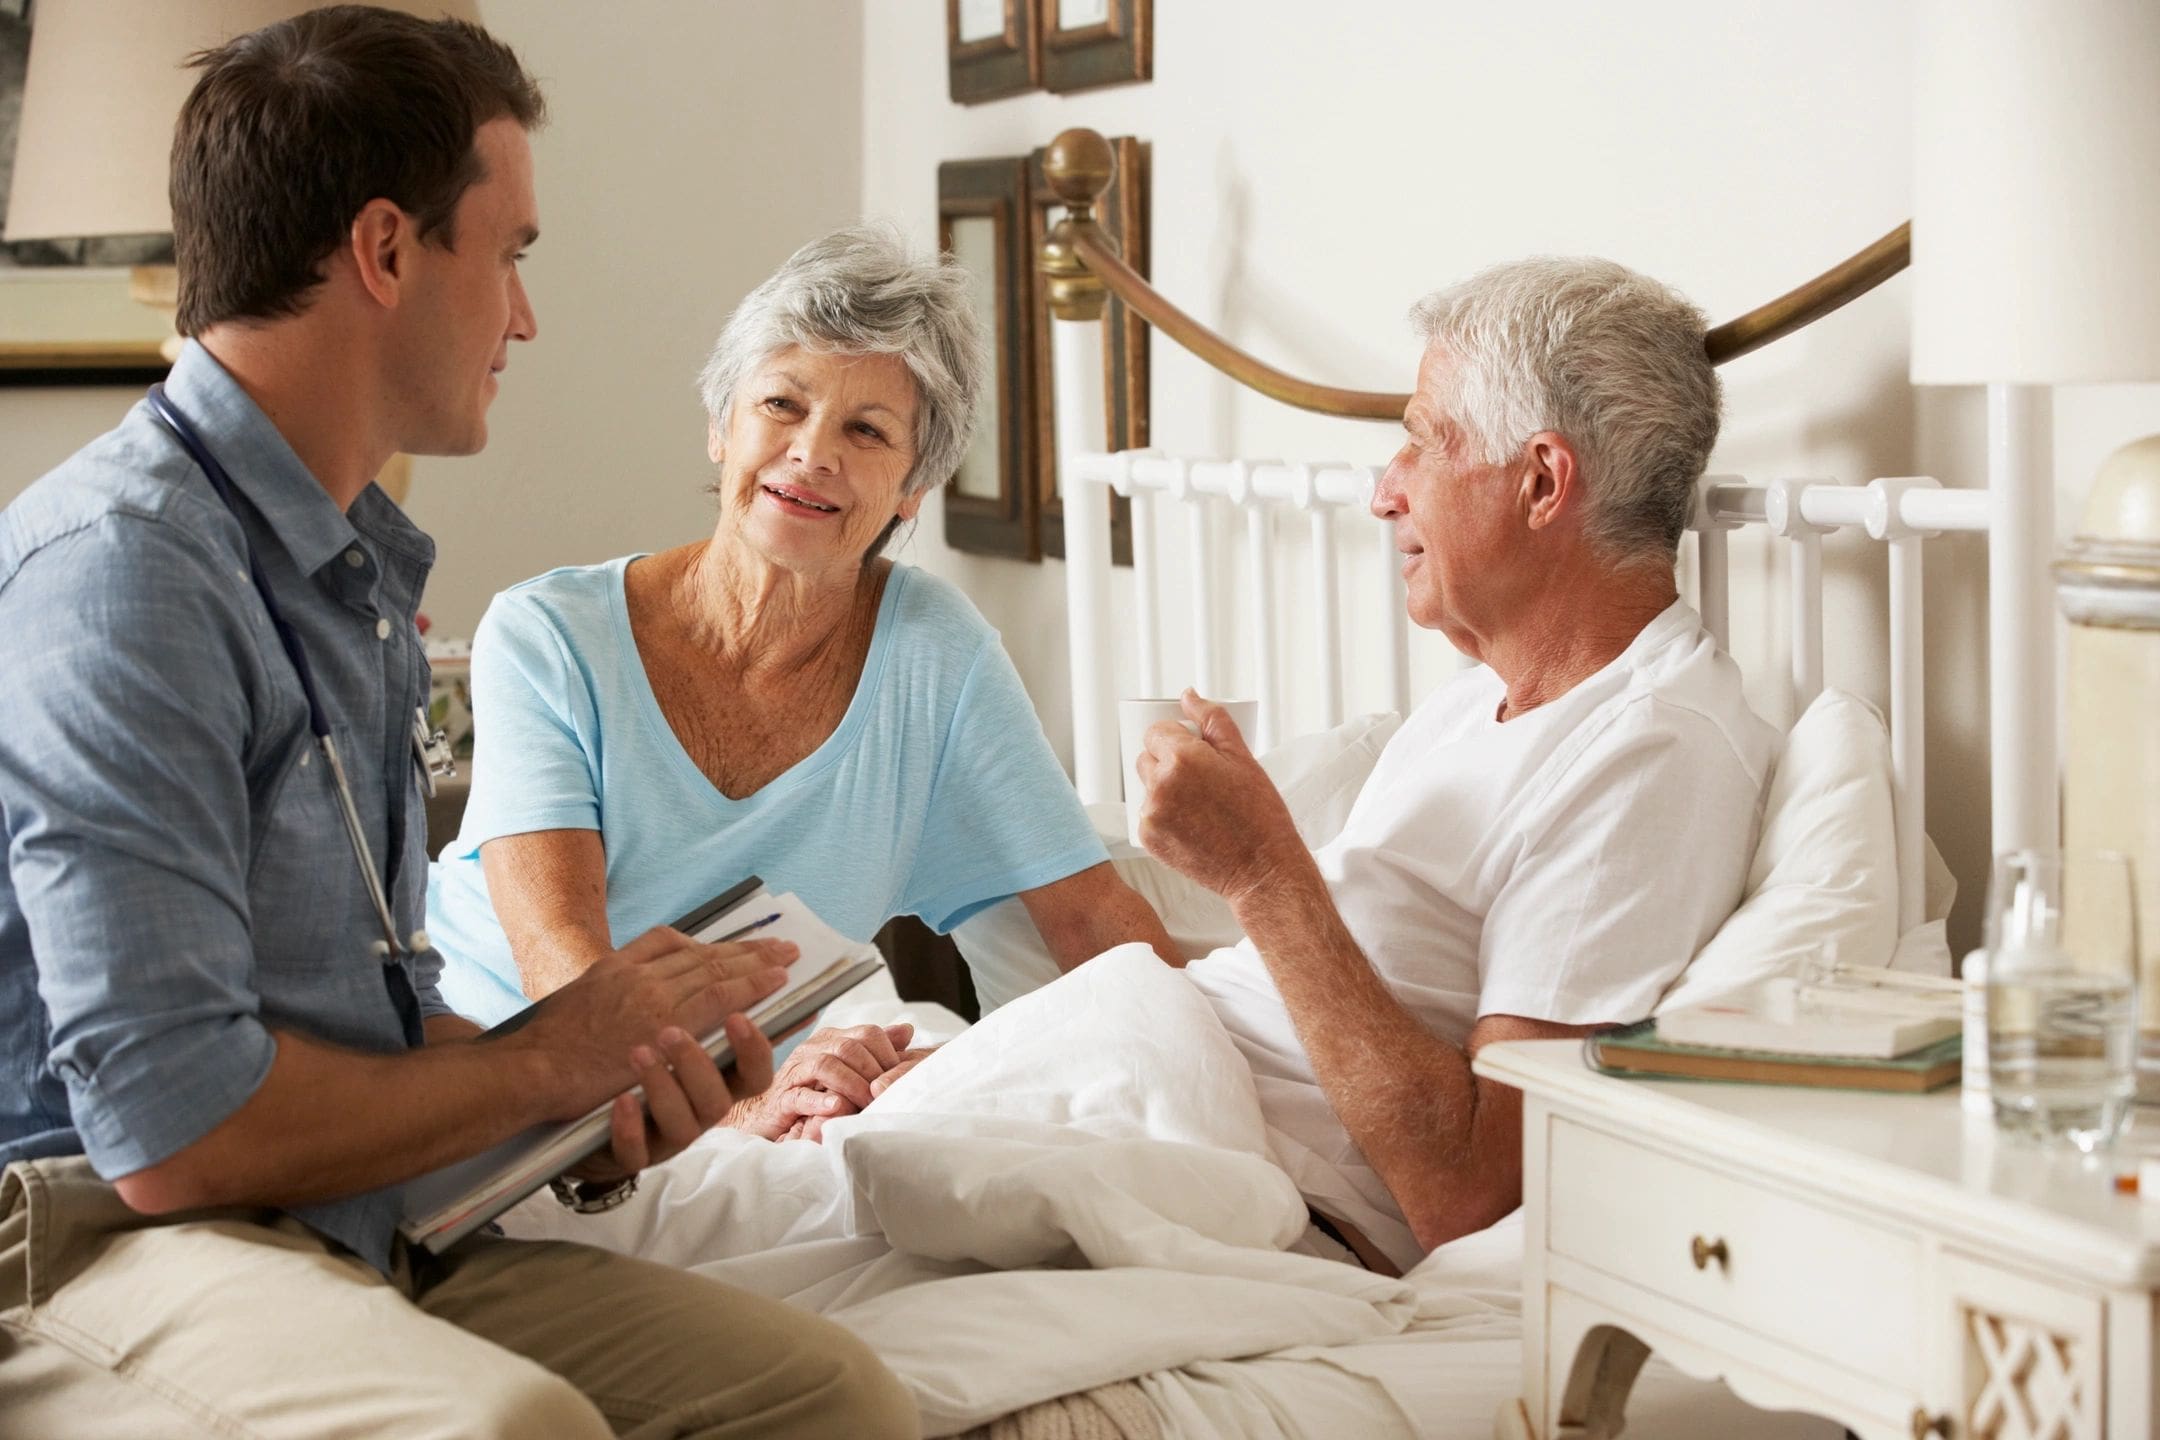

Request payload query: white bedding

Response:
[508,947,1840,1438]
[505,946,1469,1436]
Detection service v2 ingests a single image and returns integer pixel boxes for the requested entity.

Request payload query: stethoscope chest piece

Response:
[412,706,456,797]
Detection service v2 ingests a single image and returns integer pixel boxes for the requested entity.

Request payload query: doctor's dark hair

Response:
[1409,257,1720,572]
[171,5,546,335]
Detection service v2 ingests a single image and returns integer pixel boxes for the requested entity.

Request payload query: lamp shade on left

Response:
[5,0,480,244]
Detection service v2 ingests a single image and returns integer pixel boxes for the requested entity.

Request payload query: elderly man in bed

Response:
[1132,256,1777,1275]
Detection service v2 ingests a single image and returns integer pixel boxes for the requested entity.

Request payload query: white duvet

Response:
[501,946,1513,1436]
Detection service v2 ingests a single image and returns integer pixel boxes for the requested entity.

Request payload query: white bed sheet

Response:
[513,957,1844,1439]
[505,948,1427,1435]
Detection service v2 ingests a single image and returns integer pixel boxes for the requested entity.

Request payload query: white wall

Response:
[1,0,866,641]
[859,0,2160,955]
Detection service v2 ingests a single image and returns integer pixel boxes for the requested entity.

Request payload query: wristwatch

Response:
[548,1172,638,1214]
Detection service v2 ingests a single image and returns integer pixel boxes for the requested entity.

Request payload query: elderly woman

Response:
[427,225,1173,1136]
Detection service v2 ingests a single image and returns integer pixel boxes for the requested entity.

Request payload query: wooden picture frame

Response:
[947,0,1041,104]
[938,157,1039,561]
[1038,0,1151,94]
[0,267,172,387]
[1029,136,1148,564]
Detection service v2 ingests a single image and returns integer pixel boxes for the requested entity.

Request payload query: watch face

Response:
[552,1173,637,1213]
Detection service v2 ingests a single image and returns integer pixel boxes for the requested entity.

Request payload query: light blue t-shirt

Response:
[427,558,1105,1026]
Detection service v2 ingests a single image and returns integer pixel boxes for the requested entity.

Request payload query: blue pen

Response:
[713,911,783,944]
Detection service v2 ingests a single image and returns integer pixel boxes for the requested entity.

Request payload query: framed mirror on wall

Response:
[1039,0,1151,94]
[948,0,1151,103]
[938,139,1152,564]
[938,157,1039,560]
[1028,135,1148,564]
[947,0,1040,104]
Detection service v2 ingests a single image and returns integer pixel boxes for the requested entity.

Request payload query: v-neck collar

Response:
[608,556,906,808]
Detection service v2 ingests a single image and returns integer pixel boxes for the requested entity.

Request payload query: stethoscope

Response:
[145,384,451,990]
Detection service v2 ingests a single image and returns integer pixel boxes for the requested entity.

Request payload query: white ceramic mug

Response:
[1117,696,1260,849]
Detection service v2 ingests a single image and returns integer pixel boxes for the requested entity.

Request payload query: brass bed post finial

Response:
[1041,127,1118,322]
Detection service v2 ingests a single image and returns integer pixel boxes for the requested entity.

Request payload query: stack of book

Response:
[1588,969,1964,1092]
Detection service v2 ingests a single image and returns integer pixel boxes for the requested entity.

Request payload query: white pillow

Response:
[951,712,1402,1013]
[1256,710,1402,849]
[1655,688,1902,1012]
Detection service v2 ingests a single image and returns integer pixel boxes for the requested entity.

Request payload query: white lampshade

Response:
[5,0,479,243]
[1911,0,2160,385]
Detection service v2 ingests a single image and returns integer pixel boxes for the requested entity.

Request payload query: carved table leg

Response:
[1554,1325,1652,1439]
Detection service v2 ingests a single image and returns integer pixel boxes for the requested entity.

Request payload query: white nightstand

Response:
[1472,1039,2160,1440]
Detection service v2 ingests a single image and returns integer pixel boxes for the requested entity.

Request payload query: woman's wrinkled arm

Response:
[1020,861,1180,972]
[478,829,616,1000]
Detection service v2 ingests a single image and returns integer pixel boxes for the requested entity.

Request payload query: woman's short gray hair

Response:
[696,223,988,498]
[1408,257,1720,569]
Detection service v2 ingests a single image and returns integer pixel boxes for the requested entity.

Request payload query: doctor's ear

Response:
[348,199,412,309]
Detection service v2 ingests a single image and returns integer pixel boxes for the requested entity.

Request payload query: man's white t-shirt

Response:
[1186,601,1778,1272]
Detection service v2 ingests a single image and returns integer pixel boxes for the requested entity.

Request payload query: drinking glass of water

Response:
[1986,850,2140,1151]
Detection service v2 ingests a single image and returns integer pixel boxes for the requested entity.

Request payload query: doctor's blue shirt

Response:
[0,341,441,1275]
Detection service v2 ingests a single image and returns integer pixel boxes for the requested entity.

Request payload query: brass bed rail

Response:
[1035,127,1911,423]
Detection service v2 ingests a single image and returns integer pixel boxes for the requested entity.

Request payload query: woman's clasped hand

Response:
[729,1022,935,1142]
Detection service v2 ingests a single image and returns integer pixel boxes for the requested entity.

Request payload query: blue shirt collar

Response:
[162,340,434,577]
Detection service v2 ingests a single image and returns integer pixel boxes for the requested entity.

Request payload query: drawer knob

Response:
[1689,1235,1729,1271]
[1910,1408,1953,1438]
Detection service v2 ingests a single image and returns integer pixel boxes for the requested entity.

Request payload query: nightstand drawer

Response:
[1546,1116,1923,1386]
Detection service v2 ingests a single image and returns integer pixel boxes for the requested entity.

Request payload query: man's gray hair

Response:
[1408,257,1720,568]
[697,224,988,498]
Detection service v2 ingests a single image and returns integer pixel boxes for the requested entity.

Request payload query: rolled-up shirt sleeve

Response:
[0,518,277,1178]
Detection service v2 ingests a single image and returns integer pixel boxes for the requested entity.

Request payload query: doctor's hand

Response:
[510,926,795,1171]
[1136,690,1308,909]
[568,1011,780,1183]
[729,1022,917,1142]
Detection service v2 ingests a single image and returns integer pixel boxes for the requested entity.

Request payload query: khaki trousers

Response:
[0,1157,916,1439]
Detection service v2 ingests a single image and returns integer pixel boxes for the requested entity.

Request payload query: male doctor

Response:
[0,7,912,1436]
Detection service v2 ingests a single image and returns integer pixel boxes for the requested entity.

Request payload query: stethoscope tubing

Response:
[144,384,417,965]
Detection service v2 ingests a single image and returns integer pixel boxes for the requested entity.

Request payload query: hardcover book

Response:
[1586,1019,1963,1093]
